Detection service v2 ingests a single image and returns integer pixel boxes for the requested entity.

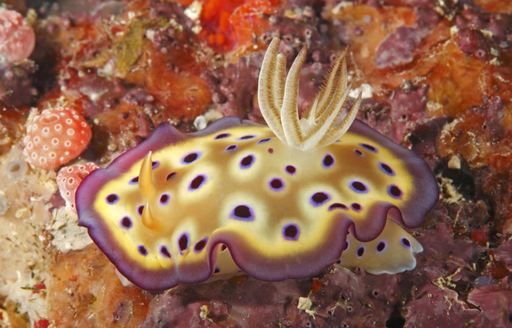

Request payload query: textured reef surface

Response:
[0,0,512,327]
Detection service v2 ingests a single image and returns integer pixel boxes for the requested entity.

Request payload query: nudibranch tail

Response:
[339,218,423,274]
[258,37,360,151]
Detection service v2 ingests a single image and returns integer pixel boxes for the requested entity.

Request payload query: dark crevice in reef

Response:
[435,157,476,200]
[386,306,405,328]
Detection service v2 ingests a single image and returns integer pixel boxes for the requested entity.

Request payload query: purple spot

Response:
[215,133,230,140]
[178,234,189,252]
[378,162,395,176]
[356,246,365,257]
[152,161,159,169]
[351,203,362,211]
[322,153,335,168]
[137,205,144,216]
[189,174,206,190]
[285,165,296,175]
[283,223,300,241]
[350,180,368,193]
[129,176,139,185]
[138,245,148,256]
[257,137,271,144]
[120,216,132,228]
[160,246,171,258]
[194,238,208,253]
[231,205,254,221]
[225,144,237,152]
[401,237,411,248]
[376,241,386,252]
[354,149,363,156]
[182,152,200,164]
[159,193,170,205]
[361,143,377,153]
[240,155,255,169]
[328,203,348,211]
[166,172,177,180]
[269,178,284,191]
[388,185,402,198]
[310,192,330,207]
[106,194,119,204]
[239,135,255,140]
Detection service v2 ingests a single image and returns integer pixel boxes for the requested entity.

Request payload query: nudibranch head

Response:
[76,38,438,291]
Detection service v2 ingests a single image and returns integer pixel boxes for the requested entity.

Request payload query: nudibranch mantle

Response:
[77,118,437,290]
[76,38,438,291]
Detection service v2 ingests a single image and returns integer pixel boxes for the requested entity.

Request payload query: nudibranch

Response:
[76,38,438,291]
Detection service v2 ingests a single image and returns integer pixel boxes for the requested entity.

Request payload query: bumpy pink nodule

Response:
[0,8,35,64]
[23,108,92,170]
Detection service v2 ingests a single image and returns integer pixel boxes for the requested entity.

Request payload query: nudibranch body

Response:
[77,39,438,291]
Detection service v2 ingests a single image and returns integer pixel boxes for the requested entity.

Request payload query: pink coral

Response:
[0,8,35,65]
[57,162,99,208]
[23,108,92,170]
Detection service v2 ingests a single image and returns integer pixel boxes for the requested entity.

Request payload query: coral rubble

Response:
[0,0,511,326]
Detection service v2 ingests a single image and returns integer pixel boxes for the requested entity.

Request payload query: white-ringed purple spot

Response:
[120,216,132,229]
[282,223,300,241]
[268,177,285,191]
[159,193,170,205]
[401,238,411,248]
[129,176,139,185]
[178,233,189,252]
[351,203,362,211]
[328,203,348,211]
[194,237,208,253]
[106,193,119,204]
[138,245,148,256]
[322,153,335,168]
[189,174,207,190]
[225,144,237,152]
[160,246,171,258]
[230,205,254,221]
[388,184,402,198]
[239,134,255,140]
[215,133,230,140]
[310,192,330,207]
[376,241,386,252]
[360,143,377,153]
[378,162,395,176]
[240,154,255,169]
[285,165,296,175]
[356,246,365,257]
[182,152,201,164]
[350,180,369,193]
[257,137,271,144]
[166,172,177,180]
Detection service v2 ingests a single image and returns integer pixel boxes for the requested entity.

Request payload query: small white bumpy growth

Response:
[258,37,362,151]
